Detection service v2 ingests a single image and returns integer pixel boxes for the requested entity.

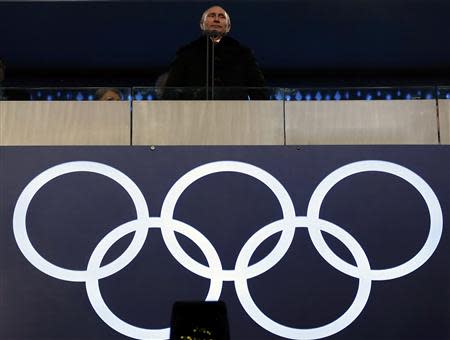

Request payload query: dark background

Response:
[1,0,450,86]
[1,146,449,339]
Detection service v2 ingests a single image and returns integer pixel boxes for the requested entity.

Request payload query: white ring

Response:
[160,161,296,281]
[85,217,223,340]
[234,216,372,340]
[12,159,443,340]
[13,161,150,282]
[307,160,443,281]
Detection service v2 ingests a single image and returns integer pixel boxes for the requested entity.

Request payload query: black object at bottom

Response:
[170,301,230,340]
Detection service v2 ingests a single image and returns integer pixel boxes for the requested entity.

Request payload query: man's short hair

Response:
[94,88,122,101]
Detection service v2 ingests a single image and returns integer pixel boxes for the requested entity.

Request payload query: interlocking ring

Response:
[13,161,149,282]
[160,161,296,281]
[234,216,372,340]
[307,161,443,281]
[12,160,443,340]
[85,217,223,340]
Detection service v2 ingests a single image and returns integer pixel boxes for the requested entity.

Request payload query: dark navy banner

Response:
[1,146,449,340]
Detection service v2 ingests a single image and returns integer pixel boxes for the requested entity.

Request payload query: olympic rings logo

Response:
[13,160,443,340]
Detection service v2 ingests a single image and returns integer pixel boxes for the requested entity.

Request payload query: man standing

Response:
[165,5,265,99]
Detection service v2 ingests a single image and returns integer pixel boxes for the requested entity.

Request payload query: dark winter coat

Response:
[165,36,265,99]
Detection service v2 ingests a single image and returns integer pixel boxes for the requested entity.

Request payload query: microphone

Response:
[203,29,222,38]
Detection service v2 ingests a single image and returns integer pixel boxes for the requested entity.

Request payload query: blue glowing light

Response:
[305,93,312,101]
[315,91,322,101]
[334,91,341,101]
[76,92,84,101]
[285,95,291,101]
[295,91,302,101]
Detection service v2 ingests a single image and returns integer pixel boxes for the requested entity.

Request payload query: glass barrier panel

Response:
[132,87,284,101]
[438,87,450,99]
[0,87,131,101]
[0,86,440,101]
[285,87,436,101]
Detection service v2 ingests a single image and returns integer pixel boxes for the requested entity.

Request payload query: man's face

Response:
[201,6,230,35]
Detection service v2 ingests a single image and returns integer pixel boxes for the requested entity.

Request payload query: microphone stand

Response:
[204,30,220,100]
[211,38,215,100]
[205,33,210,100]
